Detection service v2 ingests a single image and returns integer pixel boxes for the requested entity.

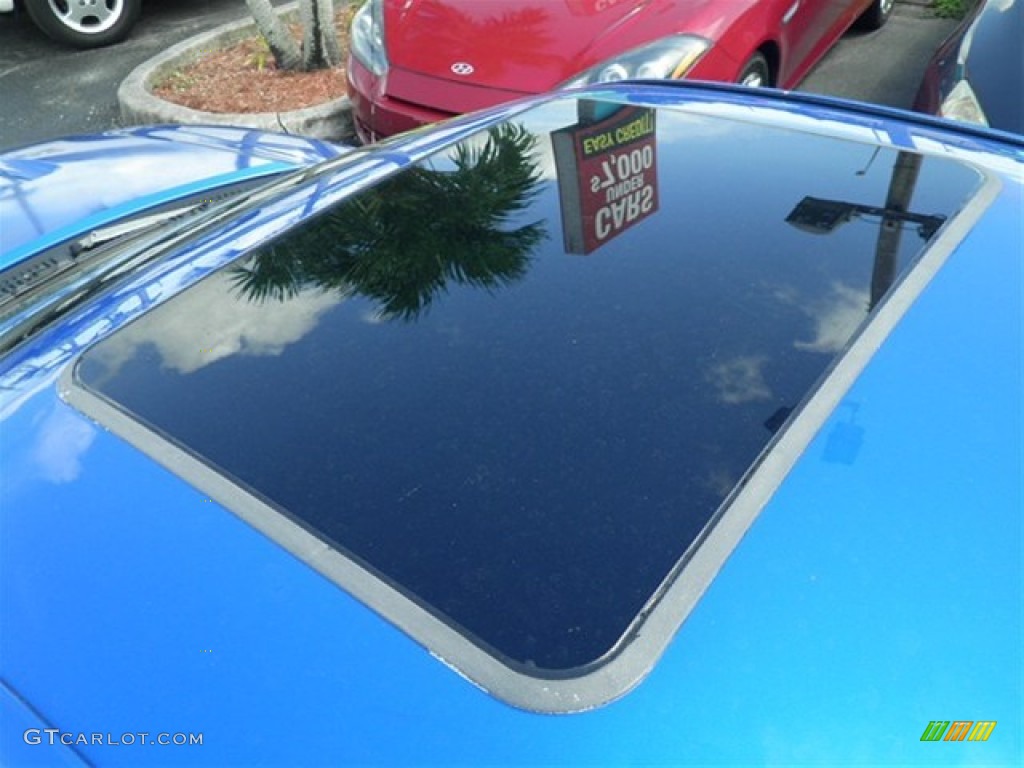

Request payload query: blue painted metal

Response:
[0,681,88,766]
[0,84,1020,766]
[0,125,348,269]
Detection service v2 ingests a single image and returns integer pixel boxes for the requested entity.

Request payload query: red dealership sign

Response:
[552,104,659,255]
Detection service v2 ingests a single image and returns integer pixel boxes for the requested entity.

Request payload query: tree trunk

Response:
[244,0,302,72]
[320,0,342,66]
[301,0,341,71]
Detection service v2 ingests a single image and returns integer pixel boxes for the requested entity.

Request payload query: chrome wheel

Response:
[741,70,767,88]
[47,0,124,34]
[25,0,140,47]
[737,53,771,89]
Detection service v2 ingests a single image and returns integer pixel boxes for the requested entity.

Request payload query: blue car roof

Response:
[1,84,1020,766]
[0,125,345,270]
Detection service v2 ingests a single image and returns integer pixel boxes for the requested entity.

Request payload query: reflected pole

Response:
[870,151,923,309]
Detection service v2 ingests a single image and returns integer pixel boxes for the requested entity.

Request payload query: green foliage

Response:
[160,71,196,93]
[933,0,969,19]
[249,37,271,71]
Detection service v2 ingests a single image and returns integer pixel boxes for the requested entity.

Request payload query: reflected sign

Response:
[552,104,659,254]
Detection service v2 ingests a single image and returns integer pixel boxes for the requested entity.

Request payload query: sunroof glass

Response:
[69,95,985,708]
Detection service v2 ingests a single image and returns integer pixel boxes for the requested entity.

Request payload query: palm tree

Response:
[244,0,340,72]
[231,123,548,320]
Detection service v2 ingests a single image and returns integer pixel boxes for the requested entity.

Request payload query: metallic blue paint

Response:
[0,680,87,766]
[1,85,1020,765]
[0,125,347,270]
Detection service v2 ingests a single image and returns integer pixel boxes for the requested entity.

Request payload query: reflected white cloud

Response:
[31,404,96,484]
[706,355,772,404]
[359,309,386,325]
[90,270,341,376]
[704,465,740,499]
[795,283,868,354]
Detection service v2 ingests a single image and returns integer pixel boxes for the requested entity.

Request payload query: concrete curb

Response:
[117,2,353,142]
[894,0,944,19]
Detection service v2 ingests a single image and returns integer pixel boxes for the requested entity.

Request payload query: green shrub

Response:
[933,0,969,19]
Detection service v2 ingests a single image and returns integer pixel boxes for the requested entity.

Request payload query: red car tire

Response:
[737,52,772,88]
[857,0,894,31]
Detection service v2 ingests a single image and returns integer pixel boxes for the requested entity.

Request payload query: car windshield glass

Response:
[72,95,982,675]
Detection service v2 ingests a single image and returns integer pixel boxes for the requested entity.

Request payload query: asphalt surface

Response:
[0,1,958,153]
[800,1,958,108]
[0,0,289,152]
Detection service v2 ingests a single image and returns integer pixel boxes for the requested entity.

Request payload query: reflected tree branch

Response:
[231,124,547,320]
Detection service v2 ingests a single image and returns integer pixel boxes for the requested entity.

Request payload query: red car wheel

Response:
[737,52,772,88]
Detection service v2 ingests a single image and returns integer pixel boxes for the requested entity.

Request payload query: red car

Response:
[346,0,893,142]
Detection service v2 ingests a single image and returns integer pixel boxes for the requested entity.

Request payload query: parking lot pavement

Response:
[800,1,958,108]
[0,0,288,152]
[0,2,958,153]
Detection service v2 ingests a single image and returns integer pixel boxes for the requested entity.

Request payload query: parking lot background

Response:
[0,0,958,152]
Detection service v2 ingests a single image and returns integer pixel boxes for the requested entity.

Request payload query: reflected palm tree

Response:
[231,124,546,320]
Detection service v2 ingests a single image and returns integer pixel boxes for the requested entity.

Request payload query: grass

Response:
[248,37,271,72]
[161,71,197,93]
[932,0,970,19]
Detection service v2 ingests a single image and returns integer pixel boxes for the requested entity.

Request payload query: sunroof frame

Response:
[60,150,997,714]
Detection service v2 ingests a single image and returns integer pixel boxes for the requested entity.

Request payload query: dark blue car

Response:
[1,83,1021,766]
[914,0,1023,134]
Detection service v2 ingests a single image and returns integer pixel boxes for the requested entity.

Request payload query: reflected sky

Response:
[86,270,341,379]
[76,96,982,671]
[30,402,96,485]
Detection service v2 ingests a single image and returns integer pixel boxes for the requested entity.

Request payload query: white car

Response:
[0,0,140,48]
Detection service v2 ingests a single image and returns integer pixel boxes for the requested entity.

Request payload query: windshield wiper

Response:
[0,143,384,352]
[69,202,205,255]
[1,202,207,314]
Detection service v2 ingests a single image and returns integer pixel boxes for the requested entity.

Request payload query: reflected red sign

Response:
[552,105,659,254]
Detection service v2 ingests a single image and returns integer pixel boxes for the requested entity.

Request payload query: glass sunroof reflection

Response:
[75,99,982,672]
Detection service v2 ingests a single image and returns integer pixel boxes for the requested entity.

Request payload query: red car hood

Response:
[384,0,735,93]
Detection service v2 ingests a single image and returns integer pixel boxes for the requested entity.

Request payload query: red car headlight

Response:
[350,0,388,77]
[561,35,712,88]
